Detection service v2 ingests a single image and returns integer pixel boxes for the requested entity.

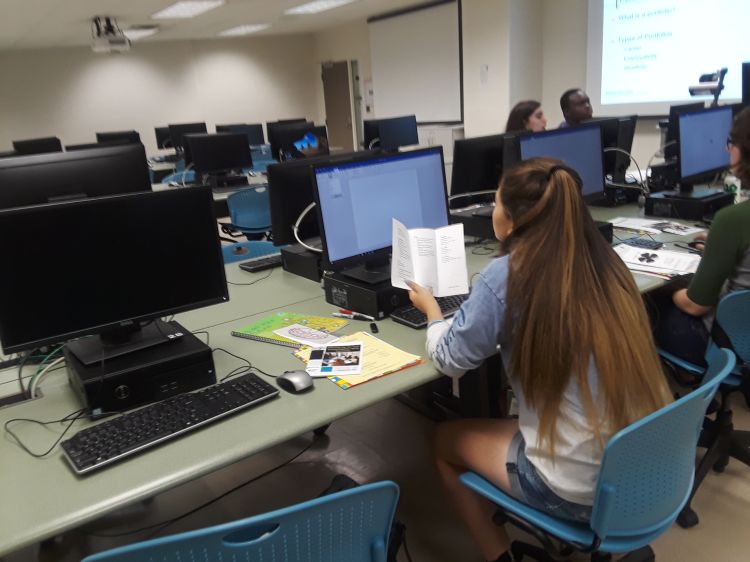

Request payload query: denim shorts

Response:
[506,432,593,523]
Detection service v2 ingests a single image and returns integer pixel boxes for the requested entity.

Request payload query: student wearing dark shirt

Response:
[654,107,750,365]
[559,88,593,128]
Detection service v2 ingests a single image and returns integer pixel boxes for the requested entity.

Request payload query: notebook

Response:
[231,311,348,348]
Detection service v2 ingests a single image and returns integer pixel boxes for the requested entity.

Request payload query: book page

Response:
[391,218,414,291]
[391,219,438,291]
[434,222,469,297]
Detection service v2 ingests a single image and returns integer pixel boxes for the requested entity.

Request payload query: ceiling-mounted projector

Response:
[91,16,130,53]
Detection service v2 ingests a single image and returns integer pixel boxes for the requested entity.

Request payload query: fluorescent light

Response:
[219,24,271,37]
[285,0,358,15]
[152,1,224,19]
[123,27,159,41]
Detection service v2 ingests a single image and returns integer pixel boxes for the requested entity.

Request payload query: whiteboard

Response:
[368,1,462,123]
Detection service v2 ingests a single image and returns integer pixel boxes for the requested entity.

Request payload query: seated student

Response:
[406,158,670,562]
[559,88,593,128]
[653,107,750,367]
[505,100,547,133]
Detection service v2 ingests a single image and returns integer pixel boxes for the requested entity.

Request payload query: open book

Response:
[391,218,469,297]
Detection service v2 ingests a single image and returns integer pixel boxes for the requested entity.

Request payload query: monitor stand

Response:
[66,319,184,366]
[340,257,391,284]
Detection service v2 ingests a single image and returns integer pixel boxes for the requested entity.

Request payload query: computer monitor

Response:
[0,188,227,365]
[275,118,307,124]
[517,125,606,203]
[664,102,705,160]
[677,105,733,188]
[65,142,124,151]
[168,122,208,152]
[377,115,419,151]
[743,61,750,108]
[312,147,450,283]
[0,144,152,210]
[216,124,265,146]
[584,115,638,184]
[272,124,328,161]
[155,126,172,149]
[266,121,312,160]
[187,133,253,186]
[96,130,141,145]
[362,116,419,151]
[267,150,373,246]
[12,136,62,155]
[450,134,506,204]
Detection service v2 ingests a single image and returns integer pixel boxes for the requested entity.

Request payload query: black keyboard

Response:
[239,252,282,272]
[620,237,663,250]
[390,294,470,329]
[61,373,279,475]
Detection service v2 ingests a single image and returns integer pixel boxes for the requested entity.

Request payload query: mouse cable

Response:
[4,408,87,458]
[226,268,274,286]
[80,434,320,539]
[213,347,274,380]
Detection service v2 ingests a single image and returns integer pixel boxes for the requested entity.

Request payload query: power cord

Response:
[213,347,274,379]
[226,269,274,286]
[4,408,87,458]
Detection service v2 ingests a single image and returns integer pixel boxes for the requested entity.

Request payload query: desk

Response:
[0,203,694,556]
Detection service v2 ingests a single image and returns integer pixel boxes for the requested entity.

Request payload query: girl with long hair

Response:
[407,157,671,562]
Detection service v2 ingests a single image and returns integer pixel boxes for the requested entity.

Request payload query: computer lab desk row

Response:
[0,203,681,557]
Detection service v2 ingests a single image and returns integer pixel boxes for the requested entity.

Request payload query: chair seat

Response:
[460,472,674,554]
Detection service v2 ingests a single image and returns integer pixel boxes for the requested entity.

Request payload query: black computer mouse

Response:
[277,370,314,393]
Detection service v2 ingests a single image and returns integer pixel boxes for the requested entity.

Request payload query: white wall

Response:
[0,35,320,154]
[508,0,543,108]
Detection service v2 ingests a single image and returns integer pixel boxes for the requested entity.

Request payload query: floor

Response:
[5,388,750,562]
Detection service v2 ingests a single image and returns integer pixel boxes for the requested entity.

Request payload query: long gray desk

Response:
[0,203,698,556]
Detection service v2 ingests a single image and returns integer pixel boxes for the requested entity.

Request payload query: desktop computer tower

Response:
[66,323,216,418]
[645,189,734,221]
[323,273,410,320]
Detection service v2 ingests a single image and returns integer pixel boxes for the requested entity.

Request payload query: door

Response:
[322,61,355,152]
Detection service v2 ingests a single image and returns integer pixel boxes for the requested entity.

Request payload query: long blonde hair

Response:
[500,158,670,453]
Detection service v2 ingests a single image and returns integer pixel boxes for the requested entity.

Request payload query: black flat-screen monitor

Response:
[271,124,328,161]
[0,144,152,210]
[155,126,172,149]
[377,115,419,150]
[450,134,505,202]
[0,189,228,361]
[168,122,207,152]
[12,136,62,155]
[584,115,638,183]
[216,124,265,145]
[362,116,419,151]
[665,102,705,160]
[275,118,307,124]
[312,147,449,283]
[96,130,141,144]
[677,106,733,187]
[266,121,312,159]
[65,142,106,151]
[267,150,373,246]
[518,125,605,203]
[743,61,750,108]
[187,133,253,175]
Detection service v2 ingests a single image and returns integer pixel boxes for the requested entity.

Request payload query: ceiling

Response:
[0,0,430,50]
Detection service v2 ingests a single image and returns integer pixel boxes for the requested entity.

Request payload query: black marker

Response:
[370,322,379,334]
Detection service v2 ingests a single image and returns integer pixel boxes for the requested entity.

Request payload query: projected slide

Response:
[600,0,748,105]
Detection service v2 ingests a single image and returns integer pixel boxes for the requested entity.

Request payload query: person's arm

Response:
[682,208,746,314]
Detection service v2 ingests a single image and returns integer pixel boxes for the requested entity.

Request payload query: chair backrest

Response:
[590,348,735,539]
[83,480,399,562]
[228,185,272,232]
[715,289,750,364]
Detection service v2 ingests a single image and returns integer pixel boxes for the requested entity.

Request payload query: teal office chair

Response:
[460,348,736,562]
[221,185,272,240]
[657,289,750,528]
[82,480,399,562]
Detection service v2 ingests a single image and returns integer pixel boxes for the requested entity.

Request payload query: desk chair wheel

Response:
[677,506,699,528]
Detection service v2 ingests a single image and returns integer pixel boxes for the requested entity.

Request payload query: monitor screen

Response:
[168,122,208,152]
[267,150,373,246]
[155,126,172,149]
[313,147,449,275]
[519,125,605,201]
[664,102,705,160]
[96,130,141,145]
[0,188,228,355]
[270,123,327,161]
[0,144,152,210]
[450,134,505,198]
[12,136,62,155]
[377,115,419,150]
[187,133,253,175]
[216,124,265,146]
[678,106,733,184]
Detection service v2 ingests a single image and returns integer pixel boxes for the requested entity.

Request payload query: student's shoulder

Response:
[476,256,510,301]
[712,199,750,232]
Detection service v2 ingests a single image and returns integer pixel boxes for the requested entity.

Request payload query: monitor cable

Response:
[602,146,647,195]
[292,202,323,253]
[181,162,194,188]
[368,138,380,149]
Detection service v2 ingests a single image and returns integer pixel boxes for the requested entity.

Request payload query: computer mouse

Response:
[277,370,314,394]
